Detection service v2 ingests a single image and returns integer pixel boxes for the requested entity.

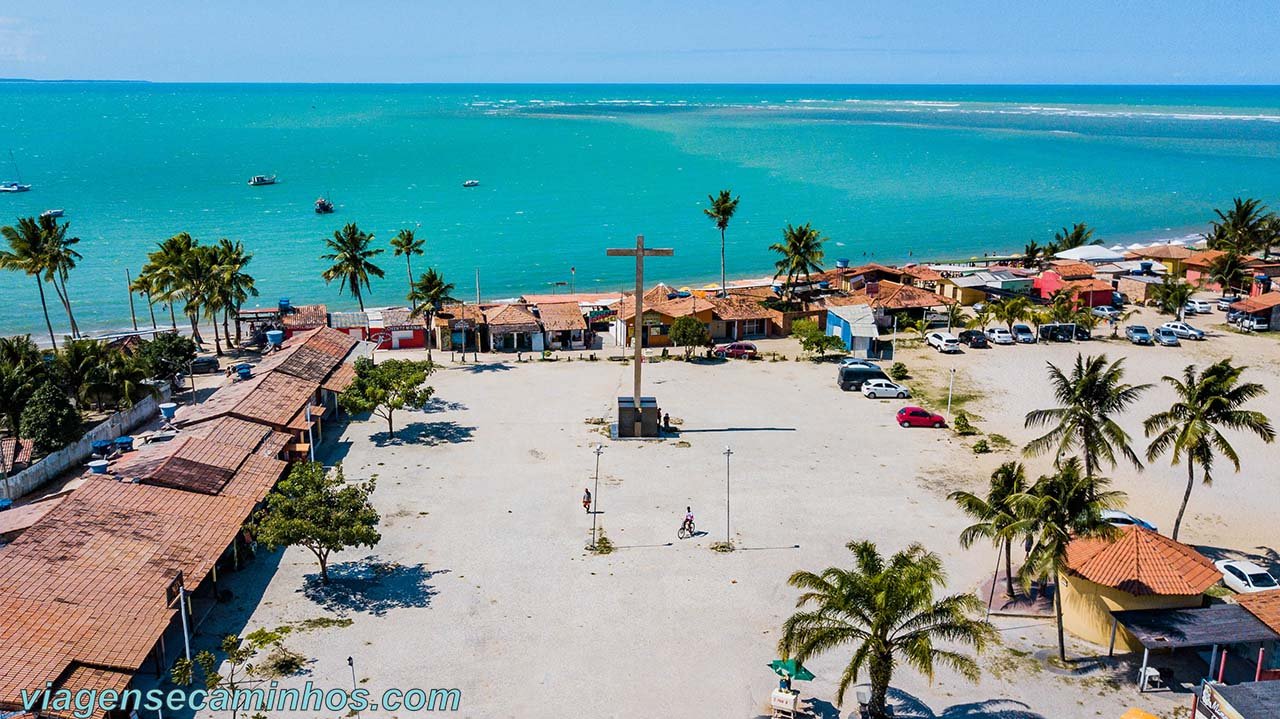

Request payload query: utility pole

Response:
[347,657,361,719]
[126,269,139,331]
[947,368,957,415]
[724,446,734,548]
[590,445,604,549]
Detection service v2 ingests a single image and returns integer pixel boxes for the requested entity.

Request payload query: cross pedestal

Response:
[607,235,673,437]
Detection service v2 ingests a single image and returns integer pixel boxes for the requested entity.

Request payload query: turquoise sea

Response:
[2,83,1280,338]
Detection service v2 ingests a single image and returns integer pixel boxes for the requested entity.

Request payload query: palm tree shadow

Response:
[1193,543,1278,574]
[455,362,512,373]
[301,555,448,616]
[888,688,1046,719]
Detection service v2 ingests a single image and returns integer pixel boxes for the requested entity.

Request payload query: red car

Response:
[713,342,758,359]
[897,406,945,428]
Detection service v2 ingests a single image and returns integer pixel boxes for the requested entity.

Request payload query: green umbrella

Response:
[768,659,815,681]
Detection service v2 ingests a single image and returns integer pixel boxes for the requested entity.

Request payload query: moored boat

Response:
[462,179,480,187]
[0,182,31,193]
[40,209,64,219]
[314,196,334,214]
[248,175,278,186]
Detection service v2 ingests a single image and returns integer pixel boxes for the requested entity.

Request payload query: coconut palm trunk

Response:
[868,656,892,718]
[1004,538,1016,598]
[145,291,158,330]
[1053,568,1066,661]
[35,276,57,348]
[1171,461,1198,541]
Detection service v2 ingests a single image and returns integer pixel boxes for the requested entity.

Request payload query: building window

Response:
[743,319,765,335]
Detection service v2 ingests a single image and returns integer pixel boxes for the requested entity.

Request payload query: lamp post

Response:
[724,446,734,548]
[347,656,361,719]
[590,445,604,549]
[947,368,957,416]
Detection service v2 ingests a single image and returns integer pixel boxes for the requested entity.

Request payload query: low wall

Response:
[1,387,171,500]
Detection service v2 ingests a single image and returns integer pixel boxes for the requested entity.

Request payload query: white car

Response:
[926,331,962,353]
[985,327,1015,345]
[1239,316,1270,332]
[1161,321,1205,340]
[1215,559,1280,594]
[1092,306,1120,320]
[862,378,911,399]
[1101,509,1157,533]
[1186,299,1213,314]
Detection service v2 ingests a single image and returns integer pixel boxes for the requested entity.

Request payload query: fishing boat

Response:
[247,175,277,186]
[314,196,334,214]
[2,151,30,192]
[40,209,64,219]
[462,179,480,188]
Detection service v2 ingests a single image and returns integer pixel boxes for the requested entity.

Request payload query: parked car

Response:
[1186,299,1213,314]
[1182,301,1199,316]
[1153,326,1181,346]
[1101,509,1158,533]
[897,406,945,428]
[926,331,962,353]
[957,329,989,348]
[1038,323,1076,343]
[1217,296,1243,311]
[985,327,1015,345]
[1161,321,1205,341]
[190,356,221,374]
[838,364,890,392]
[838,357,880,368]
[1011,324,1036,344]
[1124,325,1153,345]
[713,342,758,359]
[1215,559,1280,594]
[862,378,911,399]
[1092,306,1120,320]
[1239,316,1270,332]
[1111,291,1129,307]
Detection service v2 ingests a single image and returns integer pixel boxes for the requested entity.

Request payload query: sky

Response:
[3,1,1280,84]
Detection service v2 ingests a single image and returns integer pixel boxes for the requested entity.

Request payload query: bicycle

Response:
[678,519,695,540]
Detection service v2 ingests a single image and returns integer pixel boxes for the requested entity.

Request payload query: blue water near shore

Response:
[2,83,1280,338]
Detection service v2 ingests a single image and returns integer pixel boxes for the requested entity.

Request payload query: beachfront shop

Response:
[485,304,544,352]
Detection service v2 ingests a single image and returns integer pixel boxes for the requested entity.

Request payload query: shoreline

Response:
[11,223,1212,347]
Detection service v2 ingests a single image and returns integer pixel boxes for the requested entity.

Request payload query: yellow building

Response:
[1061,526,1220,651]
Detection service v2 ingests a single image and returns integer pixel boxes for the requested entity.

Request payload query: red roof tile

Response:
[1238,590,1280,635]
[1066,526,1219,596]
[536,302,588,332]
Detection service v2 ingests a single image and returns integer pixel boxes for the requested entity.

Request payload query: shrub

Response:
[19,383,81,454]
[972,439,991,454]
[953,411,978,436]
[889,362,909,380]
[791,319,845,358]
[138,333,198,385]
[669,316,710,360]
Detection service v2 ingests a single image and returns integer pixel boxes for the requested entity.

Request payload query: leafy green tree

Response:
[339,357,434,437]
[1022,240,1042,269]
[391,229,426,308]
[19,383,80,454]
[769,223,826,303]
[0,217,60,348]
[321,223,385,311]
[669,315,709,360]
[1012,458,1123,661]
[1150,275,1193,320]
[1144,360,1275,540]
[949,461,1027,599]
[54,338,112,408]
[790,318,843,357]
[0,335,48,433]
[1207,249,1250,297]
[406,268,457,361]
[703,189,740,297]
[138,233,216,346]
[254,461,381,584]
[138,332,198,387]
[1024,353,1151,481]
[779,540,997,717]
[173,633,265,719]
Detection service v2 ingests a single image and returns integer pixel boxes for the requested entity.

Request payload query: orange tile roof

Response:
[1066,526,1220,596]
[1,437,34,468]
[1232,291,1280,313]
[708,295,784,321]
[281,303,328,328]
[1063,278,1115,294]
[1128,244,1195,260]
[519,292,622,305]
[847,280,956,310]
[321,362,358,393]
[178,371,319,430]
[536,302,588,332]
[1238,590,1280,635]
[1047,260,1097,279]
[900,265,943,282]
[484,303,542,330]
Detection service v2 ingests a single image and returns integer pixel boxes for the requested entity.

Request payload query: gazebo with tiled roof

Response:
[1060,525,1220,651]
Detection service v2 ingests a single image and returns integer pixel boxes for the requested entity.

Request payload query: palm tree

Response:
[1150,275,1193,321]
[1024,353,1151,482]
[39,215,82,338]
[944,303,968,332]
[966,303,994,332]
[1211,198,1274,256]
[390,229,425,309]
[140,233,201,338]
[129,269,160,330]
[769,223,825,303]
[992,295,1031,332]
[55,338,112,408]
[407,268,457,361]
[779,540,996,717]
[1,217,59,348]
[704,190,740,297]
[0,335,47,433]
[322,223,384,311]
[1052,223,1099,253]
[902,317,930,344]
[1261,215,1280,260]
[1022,240,1043,269]
[1144,360,1275,540]
[1207,250,1250,298]
[949,461,1028,599]
[214,238,257,346]
[1012,458,1124,661]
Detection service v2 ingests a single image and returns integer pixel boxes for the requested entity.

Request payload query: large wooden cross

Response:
[607,235,674,434]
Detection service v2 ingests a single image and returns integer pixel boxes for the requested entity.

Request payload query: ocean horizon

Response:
[3,82,1280,338]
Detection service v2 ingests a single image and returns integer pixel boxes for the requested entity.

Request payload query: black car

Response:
[957,329,989,348]
[837,365,889,392]
[190,356,220,374]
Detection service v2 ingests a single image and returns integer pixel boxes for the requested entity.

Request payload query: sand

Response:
[181,302,1279,719]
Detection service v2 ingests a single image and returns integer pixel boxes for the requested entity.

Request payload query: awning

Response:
[1112,605,1280,650]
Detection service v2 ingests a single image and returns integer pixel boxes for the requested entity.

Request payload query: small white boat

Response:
[40,209,64,219]
[462,179,480,188]
[247,175,277,186]
[0,182,31,193]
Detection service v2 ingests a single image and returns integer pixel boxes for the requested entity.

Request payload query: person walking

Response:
[582,488,592,513]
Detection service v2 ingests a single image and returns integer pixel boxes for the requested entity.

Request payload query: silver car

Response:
[985,327,1015,345]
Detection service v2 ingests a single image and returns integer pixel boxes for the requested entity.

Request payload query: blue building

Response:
[826,304,879,357]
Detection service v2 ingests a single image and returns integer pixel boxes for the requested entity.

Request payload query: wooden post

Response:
[606,235,673,436]
[126,269,139,331]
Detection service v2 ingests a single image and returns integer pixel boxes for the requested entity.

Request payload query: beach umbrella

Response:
[1127,243,1146,250]
[1108,244,1125,251]
[768,659,815,681]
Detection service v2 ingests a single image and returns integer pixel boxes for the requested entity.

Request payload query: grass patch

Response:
[1205,583,1233,598]
[986,647,1043,680]
[987,434,1014,451]
[290,617,355,632]
[710,541,736,553]
[589,532,615,555]
[258,646,307,678]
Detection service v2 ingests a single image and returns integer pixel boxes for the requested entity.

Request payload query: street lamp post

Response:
[347,656,361,719]
[947,368,957,416]
[724,446,734,548]
[590,445,604,549]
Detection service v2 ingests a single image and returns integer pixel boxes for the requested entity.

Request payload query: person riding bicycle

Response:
[682,506,695,534]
